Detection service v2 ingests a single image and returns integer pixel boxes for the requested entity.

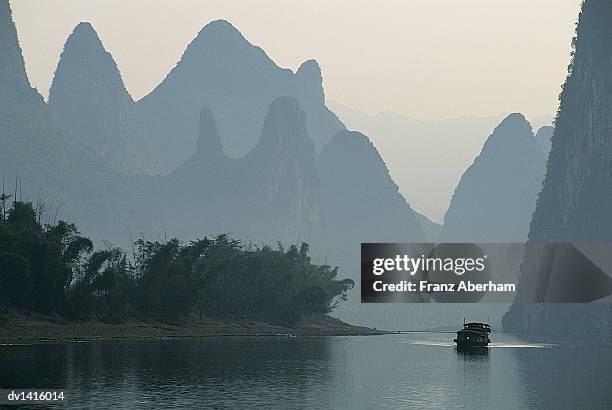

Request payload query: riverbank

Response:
[0,308,387,344]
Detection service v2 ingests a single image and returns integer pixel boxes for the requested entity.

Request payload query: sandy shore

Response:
[0,308,387,345]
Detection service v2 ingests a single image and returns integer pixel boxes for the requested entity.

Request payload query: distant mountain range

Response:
[1,0,426,270]
[331,102,550,222]
[46,18,555,226]
[6,0,598,331]
[48,20,344,176]
[0,1,117,233]
[44,16,556,228]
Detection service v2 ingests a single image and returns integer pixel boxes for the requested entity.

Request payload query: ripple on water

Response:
[398,340,558,348]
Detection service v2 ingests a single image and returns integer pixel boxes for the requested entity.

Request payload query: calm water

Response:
[1,333,611,409]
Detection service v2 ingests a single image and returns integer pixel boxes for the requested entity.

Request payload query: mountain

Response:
[330,101,506,222]
[0,0,29,93]
[440,114,546,243]
[48,22,155,175]
[0,0,118,229]
[46,19,344,177]
[0,4,328,250]
[244,96,320,243]
[135,20,344,174]
[151,104,444,330]
[318,130,425,253]
[0,1,388,257]
[313,129,508,330]
[504,0,612,334]
[317,129,429,327]
[142,97,320,248]
[535,125,554,159]
[1,0,518,330]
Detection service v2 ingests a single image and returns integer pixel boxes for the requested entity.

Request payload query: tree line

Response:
[0,200,354,324]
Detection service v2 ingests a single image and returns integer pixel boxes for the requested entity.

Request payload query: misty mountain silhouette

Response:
[319,130,424,246]
[0,2,118,231]
[331,101,506,222]
[115,97,319,248]
[135,19,344,174]
[48,22,156,175]
[0,0,530,330]
[0,0,29,92]
[246,97,320,242]
[318,130,425,283]
[317,129,427,325]
[440,113,546,242]
[1,0,423,263]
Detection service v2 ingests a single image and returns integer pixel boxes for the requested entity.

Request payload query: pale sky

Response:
[10,0,582,120]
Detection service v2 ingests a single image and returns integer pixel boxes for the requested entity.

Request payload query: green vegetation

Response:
[0,201,353,324]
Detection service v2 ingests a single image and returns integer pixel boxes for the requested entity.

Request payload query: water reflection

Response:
[1,338,337,408]
[513,342,612,409]
[0,334,611,408]
[455,346,490,359]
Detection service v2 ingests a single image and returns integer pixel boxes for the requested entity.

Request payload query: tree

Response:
[0,201,354,324]
[0,251,29,306]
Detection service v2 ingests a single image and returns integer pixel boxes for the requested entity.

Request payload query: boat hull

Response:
[454,339,489,348]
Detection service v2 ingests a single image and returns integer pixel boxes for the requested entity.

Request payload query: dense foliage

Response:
[0,201,353,323]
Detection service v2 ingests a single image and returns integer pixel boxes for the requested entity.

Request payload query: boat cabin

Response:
[454,322,491,347]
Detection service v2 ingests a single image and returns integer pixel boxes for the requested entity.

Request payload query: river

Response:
[1,332,611,409]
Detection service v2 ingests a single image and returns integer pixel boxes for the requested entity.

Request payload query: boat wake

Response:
[402,340,456,347]
[400,340,557,348]
[488,342,556,349]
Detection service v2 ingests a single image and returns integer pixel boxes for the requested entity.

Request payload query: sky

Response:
[10,0,582,121]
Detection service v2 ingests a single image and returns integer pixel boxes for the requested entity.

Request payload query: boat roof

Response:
[465,322,490,327]
[457,329,487,335]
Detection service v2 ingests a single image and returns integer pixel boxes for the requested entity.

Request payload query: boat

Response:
[453,322,491,348]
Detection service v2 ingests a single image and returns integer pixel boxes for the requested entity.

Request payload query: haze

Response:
[11,0,580,121]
